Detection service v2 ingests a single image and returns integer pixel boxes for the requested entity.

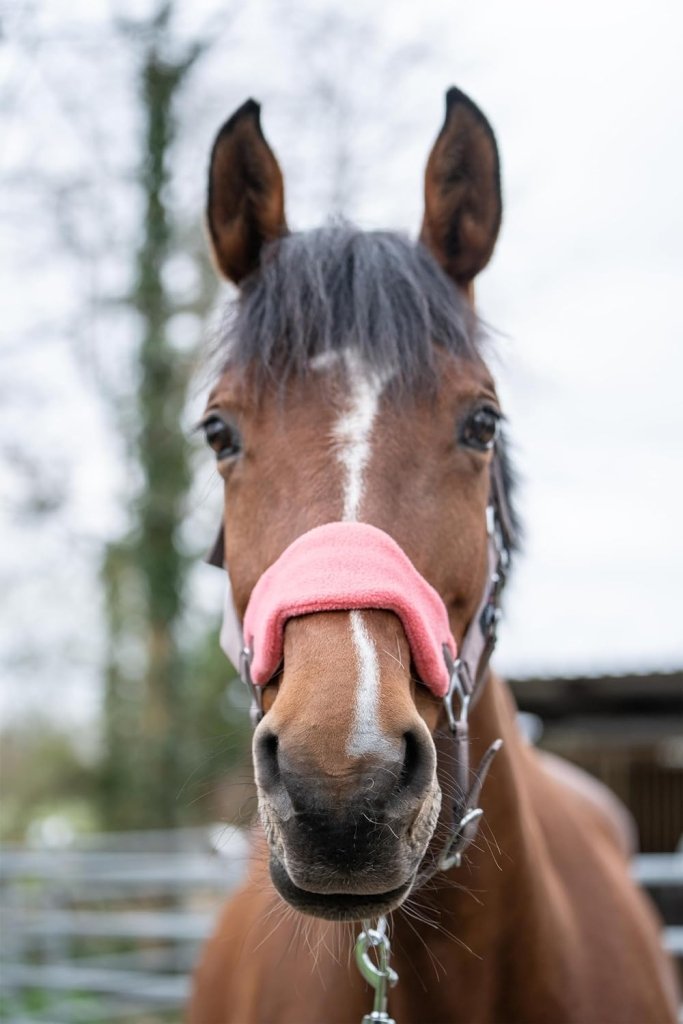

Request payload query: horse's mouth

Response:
[269,855,414,921]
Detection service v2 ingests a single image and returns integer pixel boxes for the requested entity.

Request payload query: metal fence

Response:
[1,829,681,1023]
[0,828,248,1023]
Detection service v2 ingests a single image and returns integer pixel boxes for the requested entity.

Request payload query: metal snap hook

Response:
[355,917,398,1023]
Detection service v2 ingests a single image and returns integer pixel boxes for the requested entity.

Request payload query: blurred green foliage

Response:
[0,2,254,845]
[96,6,252,831]
[0,720,100,841]
[0,630,252,842]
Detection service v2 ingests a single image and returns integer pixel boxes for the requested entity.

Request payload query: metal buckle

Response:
[438,807,484,871]
[479,597,500,639]
[442,647,472,734]
[485,503,496,537]
[239,646,263,727]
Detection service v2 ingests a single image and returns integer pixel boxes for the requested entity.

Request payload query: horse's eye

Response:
[460,406,501,451]
[201,415,242,461]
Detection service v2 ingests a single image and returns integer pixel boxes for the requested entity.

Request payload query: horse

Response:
[189,88,679,1024]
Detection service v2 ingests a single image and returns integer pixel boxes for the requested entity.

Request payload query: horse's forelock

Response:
[217,224,479,397]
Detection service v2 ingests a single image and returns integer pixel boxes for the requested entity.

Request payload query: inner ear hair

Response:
[206,99,288,284]
[420,87,502,287]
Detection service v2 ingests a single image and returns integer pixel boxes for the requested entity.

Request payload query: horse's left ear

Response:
[420,87,502,287]
[206,99,288,284]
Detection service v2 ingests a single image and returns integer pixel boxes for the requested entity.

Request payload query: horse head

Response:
[202,89,510,922]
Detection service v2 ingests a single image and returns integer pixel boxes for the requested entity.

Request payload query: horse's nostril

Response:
[255,728,280,787]
[399,731,419,788]
[397,729,432,799]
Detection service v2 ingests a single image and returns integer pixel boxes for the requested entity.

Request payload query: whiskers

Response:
[397,882,483,974]
[254,890,359,981]
[361,811,400,840]
[380,635,407,671]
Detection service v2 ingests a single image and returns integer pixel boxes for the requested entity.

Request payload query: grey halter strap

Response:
[420,452,513,879]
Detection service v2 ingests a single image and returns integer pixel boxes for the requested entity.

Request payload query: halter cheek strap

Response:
[220,578,244,672]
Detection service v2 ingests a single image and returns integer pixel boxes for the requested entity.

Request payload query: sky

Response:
[1,0,682,726]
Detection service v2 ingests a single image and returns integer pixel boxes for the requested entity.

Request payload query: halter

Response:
[208,451,513,863]
[207,450,515,1019]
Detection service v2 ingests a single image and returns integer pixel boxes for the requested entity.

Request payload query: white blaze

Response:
[347,610,386,757]
[333,353,383,522]
[333,354,395,757]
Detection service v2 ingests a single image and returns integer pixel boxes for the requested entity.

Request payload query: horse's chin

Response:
[269,855,415,922]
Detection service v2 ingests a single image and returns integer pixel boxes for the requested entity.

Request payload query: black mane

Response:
[218,224,479,393]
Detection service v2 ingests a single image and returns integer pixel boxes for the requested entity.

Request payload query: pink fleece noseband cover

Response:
[242,522,456,697]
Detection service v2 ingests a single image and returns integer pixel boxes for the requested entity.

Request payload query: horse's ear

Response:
[206,99,287,284]
[420,87,502,287]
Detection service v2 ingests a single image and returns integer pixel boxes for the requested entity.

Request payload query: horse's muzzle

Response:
[254,722,441,918]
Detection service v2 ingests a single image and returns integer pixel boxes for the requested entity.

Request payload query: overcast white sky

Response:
[1,0,682,725]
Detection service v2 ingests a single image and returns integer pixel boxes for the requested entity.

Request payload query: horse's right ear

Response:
[206,99,287,284]
[420,88,502,288]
